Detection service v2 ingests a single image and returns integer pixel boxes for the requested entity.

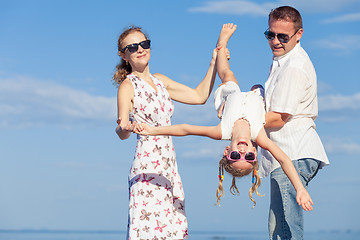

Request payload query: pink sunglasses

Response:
[226,151,256,162]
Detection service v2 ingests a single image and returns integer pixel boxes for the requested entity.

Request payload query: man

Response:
[260,6,330,240]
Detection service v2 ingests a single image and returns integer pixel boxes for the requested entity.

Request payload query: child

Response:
[135,23,313,211]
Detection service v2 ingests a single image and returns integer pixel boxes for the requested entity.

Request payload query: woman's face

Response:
[121,31,151,68]
[224,140,257,171]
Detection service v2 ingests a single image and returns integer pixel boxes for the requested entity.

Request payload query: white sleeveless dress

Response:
[127,73,188,239]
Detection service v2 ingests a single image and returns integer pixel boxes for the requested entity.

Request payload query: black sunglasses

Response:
[264,29,300,43]
[121,40,151,53]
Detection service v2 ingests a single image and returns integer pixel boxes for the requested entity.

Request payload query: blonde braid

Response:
[248,166,264,208]
[229,176,240,195]
[216,162,225,206]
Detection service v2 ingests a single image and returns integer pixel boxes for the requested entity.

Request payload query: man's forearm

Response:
[265,111,291,129]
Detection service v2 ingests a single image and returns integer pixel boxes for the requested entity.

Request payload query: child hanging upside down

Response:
[134,23,314,211]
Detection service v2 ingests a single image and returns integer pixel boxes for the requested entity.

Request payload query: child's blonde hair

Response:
[216,147,263,207]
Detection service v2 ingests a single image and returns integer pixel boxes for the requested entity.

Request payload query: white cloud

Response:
[321,12,360,23]
[317,81,333,94]
[323,137,360,154]
[172,96,218,125]
[188,0,359,15]
[319,93,360,111]
[0,76,116,128]
[0,75,220,129]
[175,137,228,162]
[315,93,360,122]
[284,0,359,13]
[188,1,275,16]
[313,35,360,54]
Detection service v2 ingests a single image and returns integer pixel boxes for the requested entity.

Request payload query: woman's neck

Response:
[132,66,151,81]
[132,66,158,91]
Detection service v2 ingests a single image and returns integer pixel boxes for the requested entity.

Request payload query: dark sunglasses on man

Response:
[264,29,300,43]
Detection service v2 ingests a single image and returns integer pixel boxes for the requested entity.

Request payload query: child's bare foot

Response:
[217,23,237,49]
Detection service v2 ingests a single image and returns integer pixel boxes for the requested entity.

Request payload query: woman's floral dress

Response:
[127,73,188,239]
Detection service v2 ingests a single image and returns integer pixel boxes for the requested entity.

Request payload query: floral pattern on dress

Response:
[127,73,188,240]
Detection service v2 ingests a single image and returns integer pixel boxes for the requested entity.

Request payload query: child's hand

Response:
[296,188,314,211]
[134,123,152,135]
[217,102,225,119]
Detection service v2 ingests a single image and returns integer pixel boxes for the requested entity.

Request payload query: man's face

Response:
[267,18,303,57]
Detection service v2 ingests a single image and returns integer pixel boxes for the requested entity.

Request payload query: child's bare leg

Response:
[216,23,238,85]
[217,23,237,49]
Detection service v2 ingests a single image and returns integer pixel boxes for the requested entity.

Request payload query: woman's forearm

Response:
[193,55,217,104]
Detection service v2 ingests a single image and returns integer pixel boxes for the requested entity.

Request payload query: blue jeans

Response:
[269,158,321,240]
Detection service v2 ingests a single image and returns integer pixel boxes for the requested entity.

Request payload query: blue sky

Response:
[1,0,360,234]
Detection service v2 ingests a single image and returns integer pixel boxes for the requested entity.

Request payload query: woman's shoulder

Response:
[153,72,171,81]
[152,72,167,80]
[152,73,172,88]
[120,77,133,86]
[118,77,134,92]
[152,72,163,77]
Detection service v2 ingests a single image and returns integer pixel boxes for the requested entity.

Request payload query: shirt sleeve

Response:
[269,67,307,115]
[214,81,240,112]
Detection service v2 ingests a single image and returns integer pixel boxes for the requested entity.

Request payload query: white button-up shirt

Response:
[260,43,329,178]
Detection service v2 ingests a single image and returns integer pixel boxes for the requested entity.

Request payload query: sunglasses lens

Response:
[265,31,275,40]
[245,152,256,160]
[277,34,290,43]
[140,40,151,49]
[127,44,139,53]
[230,151,241,160]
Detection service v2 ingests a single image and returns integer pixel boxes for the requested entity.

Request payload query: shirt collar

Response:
[272,42,301,67]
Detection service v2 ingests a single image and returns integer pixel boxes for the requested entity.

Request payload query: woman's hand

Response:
[116,117,138,139]
[225,48,230,60]
[211,47,230,66]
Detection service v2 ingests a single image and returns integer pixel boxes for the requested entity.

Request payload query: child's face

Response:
[224,139,257,171]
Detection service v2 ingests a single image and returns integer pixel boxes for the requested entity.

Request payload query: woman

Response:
[113,26,218,239]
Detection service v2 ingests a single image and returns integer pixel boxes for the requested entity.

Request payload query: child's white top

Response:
[214,81,265,141]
